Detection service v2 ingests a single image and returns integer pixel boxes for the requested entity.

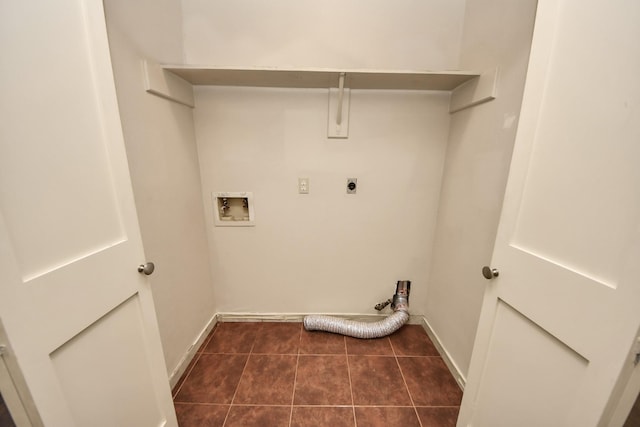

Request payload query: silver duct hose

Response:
[303,280,411,339]
[303,310,409,339]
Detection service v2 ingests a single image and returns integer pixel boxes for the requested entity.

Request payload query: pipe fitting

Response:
[374,299,392,311]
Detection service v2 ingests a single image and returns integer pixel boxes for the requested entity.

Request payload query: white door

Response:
[457,0,640,426]
[0,1,178,426]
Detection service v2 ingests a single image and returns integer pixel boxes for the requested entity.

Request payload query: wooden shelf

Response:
[163,65,480,91]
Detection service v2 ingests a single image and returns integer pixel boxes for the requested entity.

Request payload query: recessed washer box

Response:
[212,192,255,227]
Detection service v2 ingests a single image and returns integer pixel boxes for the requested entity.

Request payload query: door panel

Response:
[459,0,640,425]
[0,0,125,282]
[472,301,587,427]
[511,16,639,287]
[51,296,163,427]
[0,0,177,425]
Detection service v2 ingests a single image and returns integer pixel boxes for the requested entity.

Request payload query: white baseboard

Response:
[217,312,306,322]
[419,316,466,390]
[216,312,424,325]
[168,314,218,388]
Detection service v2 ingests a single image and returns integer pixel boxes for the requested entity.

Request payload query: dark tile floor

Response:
[172,322,462,427]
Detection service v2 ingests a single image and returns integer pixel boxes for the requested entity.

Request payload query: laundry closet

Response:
[103,0,536,387]
[2,0,639,425]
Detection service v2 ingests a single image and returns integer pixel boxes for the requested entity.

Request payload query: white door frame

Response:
[0,0,177,425]
[0,319,42,427]
[457,0,640,424]
[603,328,640,426]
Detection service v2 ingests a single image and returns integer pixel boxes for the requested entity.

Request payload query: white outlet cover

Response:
[347,178,357,194]
[298,178,309,194]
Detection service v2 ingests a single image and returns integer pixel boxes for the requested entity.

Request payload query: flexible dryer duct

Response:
[303,281,411,339]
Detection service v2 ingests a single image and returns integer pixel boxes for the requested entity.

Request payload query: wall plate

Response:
[347,178,357,194]
[212,192,255,226]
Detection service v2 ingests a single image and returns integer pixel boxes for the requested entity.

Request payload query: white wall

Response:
[181,0,468,316]
[104,0,216,377]
[425,0,537,380]
[194,87,450,315]
[182,0,466,70]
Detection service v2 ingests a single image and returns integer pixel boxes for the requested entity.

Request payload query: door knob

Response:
[482,266,499,280]
[138,262,155,275]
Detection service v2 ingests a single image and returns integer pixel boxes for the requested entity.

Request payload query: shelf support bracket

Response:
[449,67,499,113]
[328,72,350,139]
[143,60,195,108]
[336,72,345,126]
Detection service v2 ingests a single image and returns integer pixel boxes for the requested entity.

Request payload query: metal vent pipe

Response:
[303,281,411,339]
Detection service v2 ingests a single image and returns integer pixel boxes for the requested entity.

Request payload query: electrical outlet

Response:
[347,178,357,194]
[298,178,309,194]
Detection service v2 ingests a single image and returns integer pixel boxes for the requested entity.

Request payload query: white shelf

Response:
[150,63,495,120]
[163,65,480,91]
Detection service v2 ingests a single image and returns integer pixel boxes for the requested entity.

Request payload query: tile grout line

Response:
[390,336,424,427]
[171,324,219,400]
[345,336,358,427]
[288,324,303,427]
[220,324,260,427]
[171,351,201,400]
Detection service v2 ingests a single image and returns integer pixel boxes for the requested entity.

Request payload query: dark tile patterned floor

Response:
[173,322,461,427]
